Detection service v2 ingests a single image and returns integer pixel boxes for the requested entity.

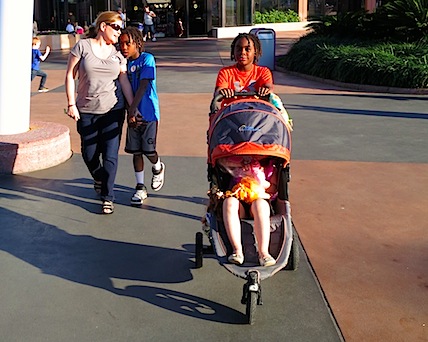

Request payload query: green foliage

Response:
[278,35,428,88]
[307,10,368,38]
[287,0,428,88]
[308,0,428,42]
[382,0,428,41]
[254,9,300,24]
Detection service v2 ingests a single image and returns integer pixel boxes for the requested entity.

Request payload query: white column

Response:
[0,0,33,135]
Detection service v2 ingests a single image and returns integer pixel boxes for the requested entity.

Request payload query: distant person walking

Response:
[117,7,126,28]
[143,6,157,41]
[64,11,135,215]
[33,19,38,37]
[31,37,50,92]
[67,12,76,25]
[176,17,184,37]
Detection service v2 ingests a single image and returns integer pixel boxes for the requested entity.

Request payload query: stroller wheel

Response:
[246,291,257,325]
[195,232,203,268]
[244,271,260,325]
[284,230,300,271]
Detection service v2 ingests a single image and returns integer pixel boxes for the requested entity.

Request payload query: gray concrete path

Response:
[1,33,427,341]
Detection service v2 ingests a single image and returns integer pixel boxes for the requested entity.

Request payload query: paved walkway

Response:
[1,33,427,341]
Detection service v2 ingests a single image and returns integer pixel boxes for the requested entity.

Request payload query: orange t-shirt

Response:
[215,64,273,94]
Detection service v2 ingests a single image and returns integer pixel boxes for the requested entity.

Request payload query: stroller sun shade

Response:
[208,99,291,167]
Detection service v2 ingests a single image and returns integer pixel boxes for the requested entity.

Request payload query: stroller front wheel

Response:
[195,232,203,268]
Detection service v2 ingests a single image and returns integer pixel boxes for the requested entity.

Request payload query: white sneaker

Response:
[143,36,147,41]
[131,184,148,206]
[152,37,157,42]
[151,162,165,191]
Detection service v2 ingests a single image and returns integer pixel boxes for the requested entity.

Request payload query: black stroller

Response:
[195,93,299,324]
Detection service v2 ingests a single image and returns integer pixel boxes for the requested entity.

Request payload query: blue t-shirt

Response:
[127,52,160,122]
[32,48,42,70]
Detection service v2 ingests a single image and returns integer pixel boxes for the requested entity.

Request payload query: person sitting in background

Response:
[66,19,75,34]
[75,22,84,34]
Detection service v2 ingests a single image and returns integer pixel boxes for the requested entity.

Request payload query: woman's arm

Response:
[64,53,80,121]
[118,68,135,112]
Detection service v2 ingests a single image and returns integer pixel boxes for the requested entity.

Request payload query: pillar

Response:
[299,0,308,22]
[0,0,33,135]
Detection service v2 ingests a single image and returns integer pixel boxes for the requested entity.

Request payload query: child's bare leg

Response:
[222,197,243,256]
[146,152,158,165]
[251,199,272,259]
[133,154,144,172]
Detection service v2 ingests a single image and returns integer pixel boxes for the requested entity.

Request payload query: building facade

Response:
[34,0,377,37]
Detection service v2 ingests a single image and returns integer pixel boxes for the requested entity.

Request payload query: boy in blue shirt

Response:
[31,37,51,92]
[119,27,165,206]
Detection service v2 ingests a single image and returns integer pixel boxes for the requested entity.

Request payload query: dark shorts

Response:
[125,121,158,155]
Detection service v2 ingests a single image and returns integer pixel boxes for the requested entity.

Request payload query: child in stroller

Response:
[218,155,286,267]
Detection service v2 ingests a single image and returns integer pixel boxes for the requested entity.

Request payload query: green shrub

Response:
[278,35,428,88]
[307,0,428,42]
[382,0,428,41]
[282,0,428,88]
[254,9,300,24]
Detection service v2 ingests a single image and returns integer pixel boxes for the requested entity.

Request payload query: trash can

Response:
[249,28,276,70]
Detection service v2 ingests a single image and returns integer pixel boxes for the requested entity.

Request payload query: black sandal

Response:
[102,201,114,215]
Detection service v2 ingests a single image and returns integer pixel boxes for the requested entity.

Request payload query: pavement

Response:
[1,31,427,341]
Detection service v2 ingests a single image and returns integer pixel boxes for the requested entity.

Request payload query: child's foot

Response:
[131,183,148,206]
[151,162,165,191]
[228,253,244,265]
[259,255,276,267]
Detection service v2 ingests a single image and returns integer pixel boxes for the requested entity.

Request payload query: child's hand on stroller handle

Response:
[210,91,260,114]
[219,88,235,98]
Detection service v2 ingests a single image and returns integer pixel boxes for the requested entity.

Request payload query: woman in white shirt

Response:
[143,6,157,41]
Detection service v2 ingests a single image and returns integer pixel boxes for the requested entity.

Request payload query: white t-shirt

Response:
[66,23,75,33]
[71,39,126,114]
[144,12,154,25]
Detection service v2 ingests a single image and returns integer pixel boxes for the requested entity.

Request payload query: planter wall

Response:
[38,34,82,51]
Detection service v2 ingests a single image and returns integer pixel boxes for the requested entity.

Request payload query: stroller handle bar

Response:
[210,91,266,114]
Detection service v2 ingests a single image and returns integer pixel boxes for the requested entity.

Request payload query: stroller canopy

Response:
[208,99,291,167]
